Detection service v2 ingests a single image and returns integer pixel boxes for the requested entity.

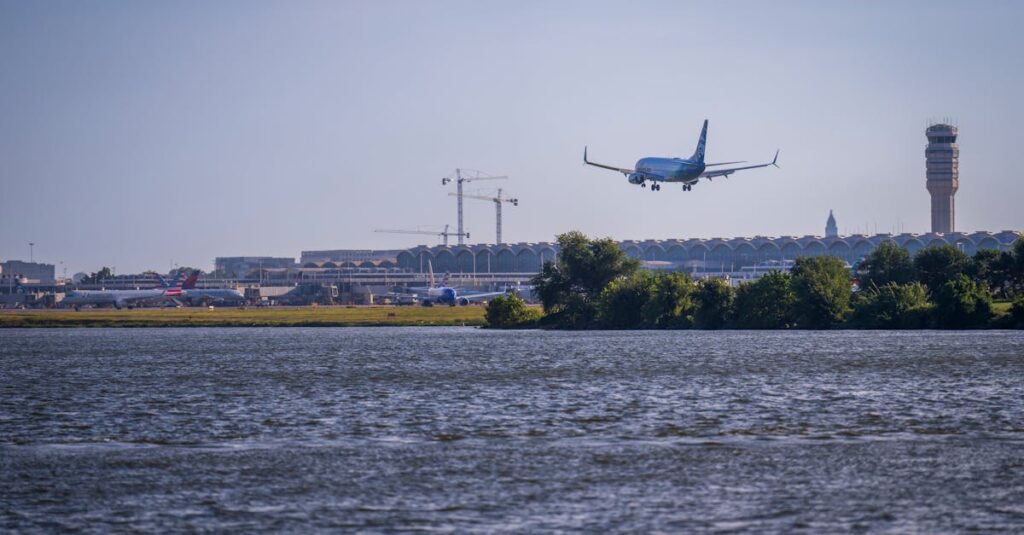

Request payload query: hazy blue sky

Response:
[2,1,1022,274]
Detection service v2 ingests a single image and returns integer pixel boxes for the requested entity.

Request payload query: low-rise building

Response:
[0,260,55,284]
[214,257,295,278]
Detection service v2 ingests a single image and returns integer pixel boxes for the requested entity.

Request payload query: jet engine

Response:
[458,297,470,306]
[627,173,645,185]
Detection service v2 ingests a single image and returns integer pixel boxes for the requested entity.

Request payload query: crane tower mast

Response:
[441,169,507,245]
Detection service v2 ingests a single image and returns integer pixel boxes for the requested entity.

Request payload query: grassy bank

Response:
[0,306,486,328]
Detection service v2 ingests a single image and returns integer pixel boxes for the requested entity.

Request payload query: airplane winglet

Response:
[583,146,588,164]
[772,149,780,168]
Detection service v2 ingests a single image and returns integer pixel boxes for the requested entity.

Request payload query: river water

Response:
[2,328,1023,532]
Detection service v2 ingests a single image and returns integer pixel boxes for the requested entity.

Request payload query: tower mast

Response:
[925,123,959,233]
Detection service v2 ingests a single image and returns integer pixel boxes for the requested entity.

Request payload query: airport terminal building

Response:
[389,229,1021,275]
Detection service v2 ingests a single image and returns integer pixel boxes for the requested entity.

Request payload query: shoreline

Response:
[0,306,487,328]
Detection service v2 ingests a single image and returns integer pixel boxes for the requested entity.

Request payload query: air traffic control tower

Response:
[925,123,959,233]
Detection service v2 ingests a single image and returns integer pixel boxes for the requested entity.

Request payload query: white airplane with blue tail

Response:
[408,261,512,306]
[584,119,779,191]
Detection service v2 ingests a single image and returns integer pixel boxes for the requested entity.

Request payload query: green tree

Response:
[790,256,852,329]
[857,242,914,290]
[531,231,640,329]
[598,272,655,329]
[1011,295,1024,328]
[1011,239,1024,296]
[80,267,114,285]
[484,294,542,328]
[913,245,970,294]
[850,282,932,329]
[641,272,696,329]
[967,249,1014,298]
[693,278,734,329]
[732,271,795,329]
[932,274,993,329]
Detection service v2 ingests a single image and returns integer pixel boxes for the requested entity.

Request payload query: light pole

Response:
[29,242,35,263]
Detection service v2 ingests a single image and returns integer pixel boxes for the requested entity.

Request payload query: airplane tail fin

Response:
[691,119,708,163]
[427,260,436,288]
[183,271,199,290]
[157,272,183,289]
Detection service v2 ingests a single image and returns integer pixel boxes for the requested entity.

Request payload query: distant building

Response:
[926,123,959,233]
[825,210,838,238]
[300,249,403,267]
[0,260,55,283]
[214,257,295,278]
[393,231,1021,274]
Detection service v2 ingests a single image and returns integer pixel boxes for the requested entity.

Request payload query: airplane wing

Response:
[459,290,512,301]
[584,147,634,175]
[700,150,779,180]
[703,160,745,167]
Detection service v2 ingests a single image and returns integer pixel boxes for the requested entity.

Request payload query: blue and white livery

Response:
[407,262,512,306]
[584,119,779,191]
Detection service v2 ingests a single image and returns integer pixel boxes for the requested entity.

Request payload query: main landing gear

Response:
[650,183,661,191]
[682,184,692,191]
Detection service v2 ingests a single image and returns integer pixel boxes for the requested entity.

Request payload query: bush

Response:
[932,274,993,329]
[732,271,795,329]
[850,282,932,329]
[693,278,734,329]
[484,294,542,329]
[790,256,853,329]
[642,272,696,329]
[596,272,697,329]
[598,272,655,329]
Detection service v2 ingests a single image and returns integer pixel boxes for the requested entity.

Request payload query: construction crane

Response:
[375,225,469,247]
[449,188,518,244]
[441,169,507,245]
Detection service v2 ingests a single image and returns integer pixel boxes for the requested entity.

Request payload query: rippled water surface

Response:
[2,328,1024,532]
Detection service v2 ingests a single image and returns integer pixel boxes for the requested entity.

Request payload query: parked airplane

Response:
[63,273,185,310]
[179,271,246,306]
[584,119,779,191]
[408,262,512,306]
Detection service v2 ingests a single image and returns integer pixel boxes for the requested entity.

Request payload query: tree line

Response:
[485,231,1024,330]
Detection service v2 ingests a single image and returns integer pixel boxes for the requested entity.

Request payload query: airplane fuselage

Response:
[423,287,464,306]
[183,288,245,306]
[629,157,706,185]
[62,289,167,309]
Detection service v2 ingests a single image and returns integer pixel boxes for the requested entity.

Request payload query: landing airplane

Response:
[584,119,779,191]
[408,262,512,306]
[63,272,185,310]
